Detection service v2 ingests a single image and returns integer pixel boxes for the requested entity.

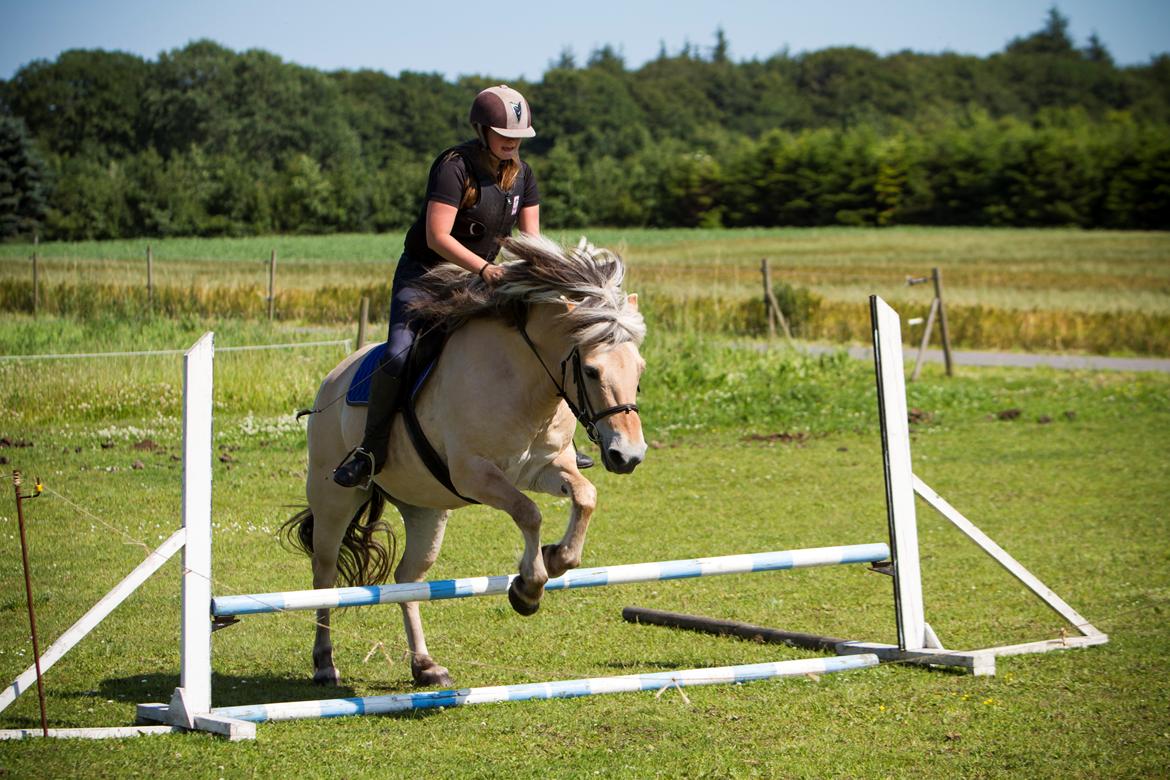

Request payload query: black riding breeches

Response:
[380,252,432,378]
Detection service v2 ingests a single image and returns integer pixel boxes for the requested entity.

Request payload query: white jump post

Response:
[871,295,932,653]
[179,332,213,717]
[835,297,1108,670]
[625,296,1107,675]
[136,335,255,739]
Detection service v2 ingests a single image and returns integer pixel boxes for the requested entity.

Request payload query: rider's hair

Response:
[453,140,521,209]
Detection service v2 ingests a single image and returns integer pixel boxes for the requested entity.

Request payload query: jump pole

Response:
[209,544,891,617]
[209,655,878,724]
[624,296,1107,675]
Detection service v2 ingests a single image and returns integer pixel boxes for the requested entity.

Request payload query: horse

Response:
[283,234,647,688]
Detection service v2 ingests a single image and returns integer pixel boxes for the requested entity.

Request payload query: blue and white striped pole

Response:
[211,543,889,617]
[211,654,880,723]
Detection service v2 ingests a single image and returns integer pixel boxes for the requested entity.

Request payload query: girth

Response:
[400,371,479,505]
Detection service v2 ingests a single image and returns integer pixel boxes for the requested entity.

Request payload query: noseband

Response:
[517,323,638,445]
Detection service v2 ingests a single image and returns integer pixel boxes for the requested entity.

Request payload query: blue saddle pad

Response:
[346,342,388,406]
[346,341,439,407]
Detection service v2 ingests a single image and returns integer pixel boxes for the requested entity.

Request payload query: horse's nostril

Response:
[607,448,626,465]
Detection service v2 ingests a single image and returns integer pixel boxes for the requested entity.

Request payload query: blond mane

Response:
[408,234,645,347]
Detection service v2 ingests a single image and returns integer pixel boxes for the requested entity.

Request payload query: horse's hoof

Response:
[412,665,454,688]
[411,654,454,687]
[507,577,541,617]
[313,666,341,686]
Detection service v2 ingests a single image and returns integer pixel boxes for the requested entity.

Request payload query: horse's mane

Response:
[408,235,646,347]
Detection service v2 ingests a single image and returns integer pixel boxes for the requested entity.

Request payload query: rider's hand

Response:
[479,264,505,286]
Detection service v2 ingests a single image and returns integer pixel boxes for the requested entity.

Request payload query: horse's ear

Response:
[627,293,639,311]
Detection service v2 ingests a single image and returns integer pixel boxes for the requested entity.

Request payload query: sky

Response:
[1,0,1168,82]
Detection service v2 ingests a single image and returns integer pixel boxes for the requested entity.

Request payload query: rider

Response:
[333,84,592,488]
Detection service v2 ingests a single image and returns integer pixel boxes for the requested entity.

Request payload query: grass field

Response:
[1,312,1168,777]
[2,227,1169,354]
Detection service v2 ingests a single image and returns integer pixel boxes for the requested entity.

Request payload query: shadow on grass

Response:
[89,672,361,708]
[601,658,708,672]
[82,673,451,721]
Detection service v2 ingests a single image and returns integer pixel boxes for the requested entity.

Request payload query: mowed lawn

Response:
[1,311,1168,777]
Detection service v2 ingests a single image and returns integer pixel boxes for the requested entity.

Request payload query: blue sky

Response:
[2,0,1167,81]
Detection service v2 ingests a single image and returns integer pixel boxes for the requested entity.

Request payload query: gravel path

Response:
[799,344,1170,373]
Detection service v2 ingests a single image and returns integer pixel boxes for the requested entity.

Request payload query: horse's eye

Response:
[584,366,600,380]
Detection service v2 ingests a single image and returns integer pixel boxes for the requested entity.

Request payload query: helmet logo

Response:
[511,102,522,123]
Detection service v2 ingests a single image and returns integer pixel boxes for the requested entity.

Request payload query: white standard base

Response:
[137,694,257,741]
[0,725,180,740]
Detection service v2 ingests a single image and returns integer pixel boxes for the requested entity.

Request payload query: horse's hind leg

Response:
[306,479,371,685]
[395,504,453,687]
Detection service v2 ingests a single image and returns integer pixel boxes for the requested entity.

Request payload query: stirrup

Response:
[333,447,376,490]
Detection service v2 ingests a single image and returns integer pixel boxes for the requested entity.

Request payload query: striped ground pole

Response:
[210,543,890,617]
[210,654,880,723]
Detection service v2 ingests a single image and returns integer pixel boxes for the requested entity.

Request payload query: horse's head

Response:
[576,340,646,473]
[572,294,647,475]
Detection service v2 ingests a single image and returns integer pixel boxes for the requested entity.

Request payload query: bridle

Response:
[517,322,638,445]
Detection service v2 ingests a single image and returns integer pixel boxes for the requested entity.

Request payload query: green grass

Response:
[0,316,1168,777]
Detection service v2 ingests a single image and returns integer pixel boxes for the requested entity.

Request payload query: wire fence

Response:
[0,339,353,362]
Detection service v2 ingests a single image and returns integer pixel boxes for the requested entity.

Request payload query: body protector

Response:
[404,141,528,265]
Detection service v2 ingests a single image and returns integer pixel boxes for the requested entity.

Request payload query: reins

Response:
[515,316,638,445]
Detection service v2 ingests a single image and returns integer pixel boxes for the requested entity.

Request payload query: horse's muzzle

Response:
[601,441,645,474]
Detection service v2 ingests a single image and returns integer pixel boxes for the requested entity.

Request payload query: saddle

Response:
[345,329,478,504]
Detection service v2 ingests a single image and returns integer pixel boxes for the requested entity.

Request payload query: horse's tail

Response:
[280,492,396,588]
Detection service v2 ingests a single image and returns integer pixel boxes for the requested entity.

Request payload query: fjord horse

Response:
[285,235,647,687]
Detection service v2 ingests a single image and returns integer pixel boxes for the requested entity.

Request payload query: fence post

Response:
[760,258,793,343]
[12,471,49,737]
[31,235,39,317]
[761,259,776,339]
[357,297,369,350]
[267,250,277,321]
[910,298,939,382]
[931,268,953,377]
[147,244,154,311]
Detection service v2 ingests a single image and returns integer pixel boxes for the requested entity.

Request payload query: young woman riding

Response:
[333,84,591,488]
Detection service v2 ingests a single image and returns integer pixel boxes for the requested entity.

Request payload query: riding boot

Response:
[574,441,594,470]
[333,368,404,488]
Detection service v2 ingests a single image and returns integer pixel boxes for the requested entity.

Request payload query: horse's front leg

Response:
[532,450,597,579]
[450,455,548,616]
[395,505,453,687]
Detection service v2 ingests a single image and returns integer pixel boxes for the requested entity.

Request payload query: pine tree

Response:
[0,116,49,238]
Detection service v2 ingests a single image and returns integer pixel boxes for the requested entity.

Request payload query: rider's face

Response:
[487,129,521,161]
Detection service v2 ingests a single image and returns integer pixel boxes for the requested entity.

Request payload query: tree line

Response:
[1,8,1168,239]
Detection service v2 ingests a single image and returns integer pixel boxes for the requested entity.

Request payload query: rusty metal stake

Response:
[12,470,48,736]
